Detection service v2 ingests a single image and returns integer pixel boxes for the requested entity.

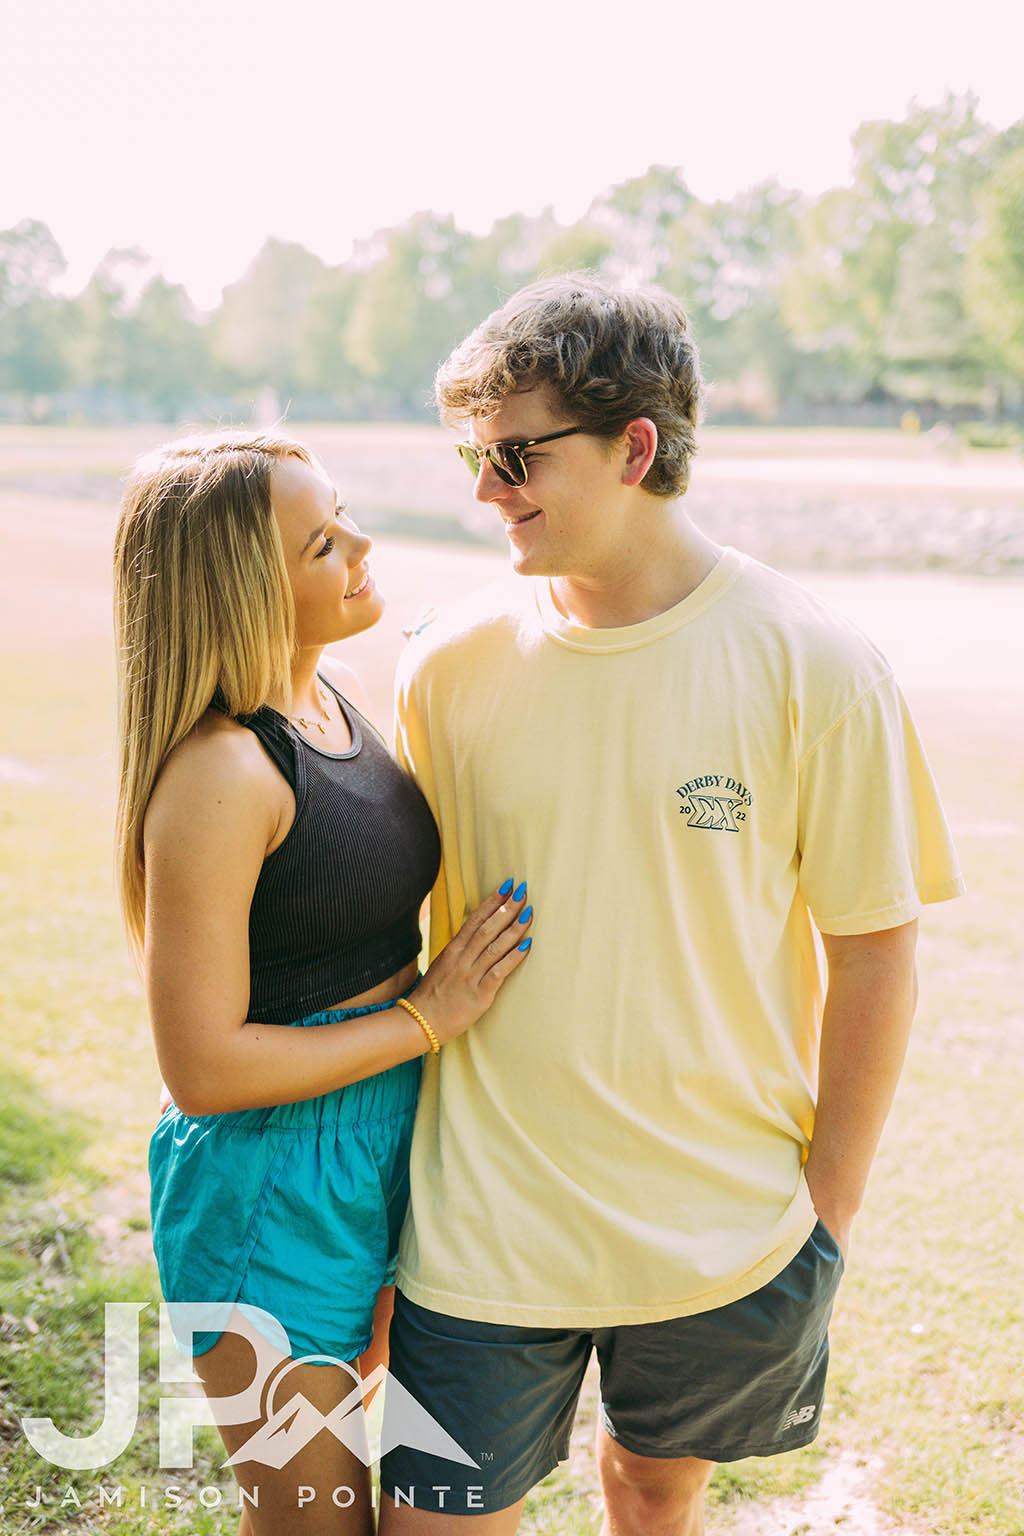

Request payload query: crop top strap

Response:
[317,672,384,748]
[236,706,307,813]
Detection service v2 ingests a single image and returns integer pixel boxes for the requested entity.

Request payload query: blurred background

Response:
[1,3,1022,1533]
[3,90,1023,441]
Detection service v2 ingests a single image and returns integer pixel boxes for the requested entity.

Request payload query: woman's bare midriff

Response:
[321,957,420,1014]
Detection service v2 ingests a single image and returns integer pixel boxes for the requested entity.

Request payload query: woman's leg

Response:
[193,1308,374,1536]
[358,1284,395,1398]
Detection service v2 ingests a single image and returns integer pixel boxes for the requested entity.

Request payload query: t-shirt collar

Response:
[534,546,744,653]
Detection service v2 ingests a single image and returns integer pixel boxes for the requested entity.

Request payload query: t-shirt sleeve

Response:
[797,675,965,935]
[394,650,455,958]
[393,655,421,783]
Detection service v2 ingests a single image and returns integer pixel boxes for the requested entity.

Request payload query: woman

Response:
[113,430,532,1534]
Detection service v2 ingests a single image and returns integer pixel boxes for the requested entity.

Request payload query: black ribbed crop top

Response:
[236,676,441,1025]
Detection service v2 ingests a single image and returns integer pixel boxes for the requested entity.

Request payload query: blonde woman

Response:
[114,431,533,1535]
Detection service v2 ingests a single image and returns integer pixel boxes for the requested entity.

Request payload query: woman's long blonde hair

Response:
[114,430,314,961]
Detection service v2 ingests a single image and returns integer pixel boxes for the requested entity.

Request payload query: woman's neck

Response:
[266,647,325,718]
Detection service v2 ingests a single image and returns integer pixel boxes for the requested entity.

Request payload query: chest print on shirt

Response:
[676,773,753,832]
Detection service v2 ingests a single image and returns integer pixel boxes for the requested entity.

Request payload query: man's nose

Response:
[472,455,514,505]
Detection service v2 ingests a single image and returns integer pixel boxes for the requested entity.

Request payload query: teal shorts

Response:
[149,996,421,1363]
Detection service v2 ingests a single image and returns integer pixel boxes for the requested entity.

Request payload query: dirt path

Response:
[709,1452,928,1536]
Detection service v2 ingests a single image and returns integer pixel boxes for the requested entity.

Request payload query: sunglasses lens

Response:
[456,444,481,477]
[493,445,526,487]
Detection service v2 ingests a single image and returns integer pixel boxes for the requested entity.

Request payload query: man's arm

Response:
[803,920,919,1260]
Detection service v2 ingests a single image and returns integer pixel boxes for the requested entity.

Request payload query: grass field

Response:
[1,425,1022,1534]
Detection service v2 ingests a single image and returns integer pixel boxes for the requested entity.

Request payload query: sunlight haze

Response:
[3,0,1022,307]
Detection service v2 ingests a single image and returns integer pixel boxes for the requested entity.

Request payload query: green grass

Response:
[0,1072,241,1534]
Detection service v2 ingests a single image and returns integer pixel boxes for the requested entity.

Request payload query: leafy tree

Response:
[781,93,995,402]
[965,144,1024,380]
[294,263,363,402]
[660,182,803,412]
[0,218,66,301]
[212,238,327,398]
[452,210,558,327]
[590,166,693,283]
[0,220,72,410]
[67,248,152,399]
[538,224,615,276]
[4,95,1020,425]
[344,213,474,413]
[881,224,989,404]
[126,277,211,418]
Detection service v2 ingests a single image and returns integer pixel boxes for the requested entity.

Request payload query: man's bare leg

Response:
[597,1423,714,1536]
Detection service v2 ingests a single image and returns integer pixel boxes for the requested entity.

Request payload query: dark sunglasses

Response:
[454,426,583,488]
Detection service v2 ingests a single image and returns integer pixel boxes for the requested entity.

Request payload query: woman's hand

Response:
[415,881,533,1046]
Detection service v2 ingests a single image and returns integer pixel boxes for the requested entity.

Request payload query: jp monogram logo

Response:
[19,1303,477,1472]
[676,774,753,832]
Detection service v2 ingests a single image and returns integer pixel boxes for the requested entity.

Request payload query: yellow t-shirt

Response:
[394,548,964,1325]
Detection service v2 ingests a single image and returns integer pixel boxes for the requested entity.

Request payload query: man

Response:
[378,275,963,1536]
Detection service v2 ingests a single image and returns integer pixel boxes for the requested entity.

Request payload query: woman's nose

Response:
[339,515,371,558]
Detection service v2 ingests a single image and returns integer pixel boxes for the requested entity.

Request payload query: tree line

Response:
[2,93,1022,427]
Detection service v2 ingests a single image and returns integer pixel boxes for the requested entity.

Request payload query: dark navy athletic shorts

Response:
[380,1220,844,1516]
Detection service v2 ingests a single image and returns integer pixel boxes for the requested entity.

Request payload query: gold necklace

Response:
[290,686,332,736]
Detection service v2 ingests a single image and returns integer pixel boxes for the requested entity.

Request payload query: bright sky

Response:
[3,0,1021,310]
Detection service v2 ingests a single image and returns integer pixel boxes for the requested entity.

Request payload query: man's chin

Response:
[507,544,556,577]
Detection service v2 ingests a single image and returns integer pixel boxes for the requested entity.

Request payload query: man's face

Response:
[467,386,631,581]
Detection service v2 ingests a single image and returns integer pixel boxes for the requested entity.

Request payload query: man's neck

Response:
[548,517,722,630]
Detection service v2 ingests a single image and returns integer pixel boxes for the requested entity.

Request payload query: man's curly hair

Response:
[435,273,704,497]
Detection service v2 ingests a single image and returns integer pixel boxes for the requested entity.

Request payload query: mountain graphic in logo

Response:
[226,1360,478,1470]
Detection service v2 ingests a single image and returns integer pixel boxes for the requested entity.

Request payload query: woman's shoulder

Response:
[147,711,285,835]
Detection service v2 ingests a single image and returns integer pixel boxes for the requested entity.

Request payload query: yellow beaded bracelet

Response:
[396,996,440,1054]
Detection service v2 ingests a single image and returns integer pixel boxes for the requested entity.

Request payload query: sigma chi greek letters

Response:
[677,773,753,832]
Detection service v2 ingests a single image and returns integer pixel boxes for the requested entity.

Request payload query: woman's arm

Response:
[143,725,529,1116]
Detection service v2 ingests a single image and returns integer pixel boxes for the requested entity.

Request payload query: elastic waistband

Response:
[171,985,423,1133]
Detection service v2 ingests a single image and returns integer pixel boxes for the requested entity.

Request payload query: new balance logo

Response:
[781,1404,817,1432]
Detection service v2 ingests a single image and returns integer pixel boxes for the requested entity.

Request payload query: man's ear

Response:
[621,418,658,487]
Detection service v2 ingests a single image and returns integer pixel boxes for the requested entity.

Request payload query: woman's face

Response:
[270,455,384,649]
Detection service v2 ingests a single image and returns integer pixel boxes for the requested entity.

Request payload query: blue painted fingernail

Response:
[513,881,527,901]
[499,878,514,896]
[518,937,532,952]
[519,905,533,924]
